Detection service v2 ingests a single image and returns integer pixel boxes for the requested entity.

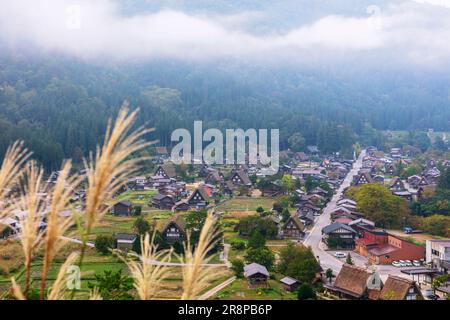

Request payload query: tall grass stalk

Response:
[74,104,154,298]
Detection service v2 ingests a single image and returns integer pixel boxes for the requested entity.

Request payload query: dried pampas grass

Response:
[180,212,224,300]
[123,233,172,300]
[83,103,154,235]
[14,161,46,293]
[40,161,81,299]
[0,141,31,220]
[47,252,79,300]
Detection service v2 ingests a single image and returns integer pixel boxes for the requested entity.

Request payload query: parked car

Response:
[426,294,440,300]
[413,260,421,267]
[392,261,401,267]
[404,227,413,234]
[398,260,406,267]
[334,252,346,259]
[404,260,413,267]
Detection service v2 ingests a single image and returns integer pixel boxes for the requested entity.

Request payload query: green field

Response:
[217,197,275,213]
[215,278,297,300]
[113,189,159,207]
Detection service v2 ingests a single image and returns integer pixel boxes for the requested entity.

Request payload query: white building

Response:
[426,240,450,271]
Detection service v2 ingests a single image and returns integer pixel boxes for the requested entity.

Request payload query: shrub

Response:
[231,259,245,278]
[297,283,317,300]
[95,235,115,255]
[230,239,246,250]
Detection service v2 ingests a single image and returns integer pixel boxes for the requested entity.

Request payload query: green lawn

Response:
[114,189,159,206]
[215,278,297,300]
[89,210,176,239]
[217,197,275,213]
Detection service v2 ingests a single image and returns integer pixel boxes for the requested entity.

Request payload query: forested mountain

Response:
[1,0,450,170]
[1,51,449,170]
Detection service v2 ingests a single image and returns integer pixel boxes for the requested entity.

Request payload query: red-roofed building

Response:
[355,228,425,264]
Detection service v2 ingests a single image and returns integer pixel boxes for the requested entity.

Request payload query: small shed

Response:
[280,276,300,292]
[112,201,133,216]
[115,233,138,252]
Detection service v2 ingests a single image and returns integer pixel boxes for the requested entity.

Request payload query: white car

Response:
[392,261,401,267]
[334,252,346,259]
[398,260,406,267]
[404,260,413,267]
[413,260,421,267]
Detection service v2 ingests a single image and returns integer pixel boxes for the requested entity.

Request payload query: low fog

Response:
[1,0,450,65]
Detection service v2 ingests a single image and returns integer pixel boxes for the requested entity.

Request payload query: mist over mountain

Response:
[1,0,450,170]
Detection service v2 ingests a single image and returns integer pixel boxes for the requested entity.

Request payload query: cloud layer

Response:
[1,0,450,65]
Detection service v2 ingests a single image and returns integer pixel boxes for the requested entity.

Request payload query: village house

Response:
[389,176,406,191]
[355,228,425,264]
[281,215,306,239]
[337,198,356,207]
[154,162,177,179]
[205,169,224,185]
[322,223,358,249]
[162,216,187,243]
[244,263,269,288]
[297,202,321,216]
[330,206,361,221]
[392,190,413,203]
[151,194,176,210]
[348,218,375,235]
[378,276,423,300]
[147,176,173,188]
[352,171,374,186]
[126,176,147,190]
[229,170,252,187]
[172,200,192,212]
[372,175,385,184]
[115,233,138,252]
[187,187,210,209]
[112,201,134,216]
[280,276,300,292]
[325,264,382,300]
[299,211,315,226]
[426,240,450,273]
[407,175,423,189]
[423,167,440,184]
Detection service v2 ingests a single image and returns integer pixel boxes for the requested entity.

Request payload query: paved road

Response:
[303,150,421,281]
[303,150,366,274]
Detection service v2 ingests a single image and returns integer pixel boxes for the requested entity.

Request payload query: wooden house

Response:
[244,263,269,288]
[280,277,300,292]
[281,215,305,239]
[151,194,176,210]
[379,276,423,300]
[154,162,177,179]
[205,169,224,185]
[322,222,357,249]
[352,172,373,186]
[172,200,192,212]
[325,264,382,299]
[115,233,138,251]
[230,170,252,187]
[112,201,133,216]
[162,216,187,243]
[389,177,405,191]
[187,188,210,208]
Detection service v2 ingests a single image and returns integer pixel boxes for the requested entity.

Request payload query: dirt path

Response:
[198,276,236,300]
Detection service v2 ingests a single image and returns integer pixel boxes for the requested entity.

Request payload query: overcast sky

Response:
[1,0,450,65]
